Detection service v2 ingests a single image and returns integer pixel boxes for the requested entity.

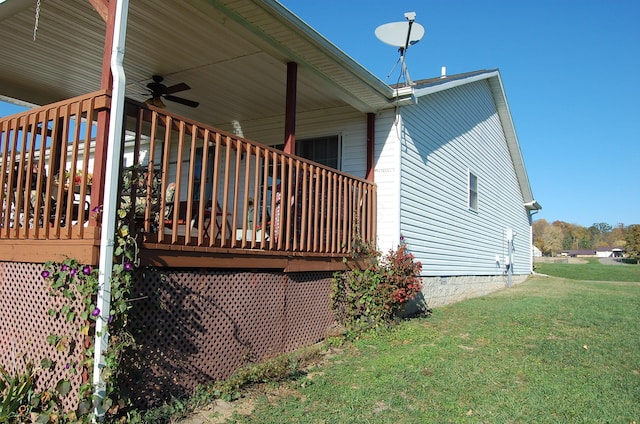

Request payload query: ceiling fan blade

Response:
[165,82,191,94]
[165,95,199,108]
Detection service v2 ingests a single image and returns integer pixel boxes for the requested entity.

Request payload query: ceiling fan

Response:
[144,75,199,108]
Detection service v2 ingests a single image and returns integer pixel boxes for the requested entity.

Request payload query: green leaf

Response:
[101,397,113,412]
[46,334,59,346]
[52,277,65,289]
[56,379,71,396]
[41,358,53,370]
[66,310,76,322]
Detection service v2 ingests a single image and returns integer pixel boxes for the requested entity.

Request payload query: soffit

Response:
[0,0,394,127]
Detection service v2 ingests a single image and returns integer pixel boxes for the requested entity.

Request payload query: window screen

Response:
[469,171,478,211]
[276,135,340,169]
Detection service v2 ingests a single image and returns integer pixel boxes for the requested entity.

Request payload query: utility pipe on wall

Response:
[92,0,129,419]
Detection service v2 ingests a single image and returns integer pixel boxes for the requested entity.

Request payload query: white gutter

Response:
[524,200,542,211]
[92,0,129,419]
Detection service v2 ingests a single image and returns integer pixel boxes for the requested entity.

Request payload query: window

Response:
[468,171,478,211]
[275,135,341,169]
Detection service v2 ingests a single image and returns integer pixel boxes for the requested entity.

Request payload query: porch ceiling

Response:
[0,0,394,128]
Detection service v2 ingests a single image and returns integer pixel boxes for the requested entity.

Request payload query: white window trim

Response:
[468,169,478,212]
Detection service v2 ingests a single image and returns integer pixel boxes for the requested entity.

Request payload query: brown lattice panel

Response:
[0,262,86,412]
[120,269,335,408]
[1,262,336,410]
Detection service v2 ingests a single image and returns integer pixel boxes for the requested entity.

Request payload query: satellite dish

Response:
[375,21,425,48]
[375,12,425,87]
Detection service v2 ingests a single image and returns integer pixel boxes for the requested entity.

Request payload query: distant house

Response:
[562,249,597,257]
[533,245,542,257]
[596,247,625,258]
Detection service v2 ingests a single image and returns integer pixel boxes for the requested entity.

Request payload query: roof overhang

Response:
[0,0,399,127]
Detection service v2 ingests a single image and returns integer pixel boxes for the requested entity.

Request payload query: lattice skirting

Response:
[1,262,336,411]
[119,269,335,408]
[0,262,86,412]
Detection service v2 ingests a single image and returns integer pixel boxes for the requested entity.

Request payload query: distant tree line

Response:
[533,220,640,260]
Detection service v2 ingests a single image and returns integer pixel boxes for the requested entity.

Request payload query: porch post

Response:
[366,113,375,181]
[283,62,297,155]
[89,0,117,226]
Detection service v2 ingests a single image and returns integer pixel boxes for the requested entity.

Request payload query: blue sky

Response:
[277,0,639,228]
[1,1,638,228]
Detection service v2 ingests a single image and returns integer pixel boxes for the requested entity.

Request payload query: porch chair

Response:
[162,183,186,231]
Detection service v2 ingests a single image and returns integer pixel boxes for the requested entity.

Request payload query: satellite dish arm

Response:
[403,20,414,53]
[402,11,416,51]
[400,13,415,86]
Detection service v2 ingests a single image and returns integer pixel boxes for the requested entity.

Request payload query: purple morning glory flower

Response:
[124,261,133,271]
[82,265,92,275]
[108,315,114,324]
[91,206,101,213]
[41,270,50,279]
[61,264,69,272]
[91,308,100,317]
[65,363,70,369]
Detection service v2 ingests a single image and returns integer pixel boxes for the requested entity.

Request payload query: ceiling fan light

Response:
[145,96,166,108]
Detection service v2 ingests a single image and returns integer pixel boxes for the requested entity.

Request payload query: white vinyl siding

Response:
[395,79,531,276]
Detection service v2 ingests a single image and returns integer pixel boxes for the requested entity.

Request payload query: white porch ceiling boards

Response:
[0,0,395,128]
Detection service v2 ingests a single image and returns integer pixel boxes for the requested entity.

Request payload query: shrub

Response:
[331,240,423,337]
[0,362,68,423]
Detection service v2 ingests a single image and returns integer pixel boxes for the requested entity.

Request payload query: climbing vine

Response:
[35,205,140,422]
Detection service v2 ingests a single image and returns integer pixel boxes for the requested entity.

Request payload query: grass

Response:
[535,257,640,282]
[230,272,640,423]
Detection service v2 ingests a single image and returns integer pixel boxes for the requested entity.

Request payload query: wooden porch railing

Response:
[122,100,377,257]
[0,91,376,263]
[0,91,109,243]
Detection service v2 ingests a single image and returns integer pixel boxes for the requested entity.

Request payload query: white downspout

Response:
[394,108,403,248]
[92,0,129,419]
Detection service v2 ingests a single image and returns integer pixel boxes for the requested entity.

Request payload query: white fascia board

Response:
[486,73,537,206]
[412,70,500,98]
[391,86,417,107]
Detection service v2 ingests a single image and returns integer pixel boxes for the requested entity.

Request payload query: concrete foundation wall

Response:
[405,274,530,314]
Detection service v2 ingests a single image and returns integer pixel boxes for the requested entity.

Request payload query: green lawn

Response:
[235,275,640,423]
[535,257,640,282]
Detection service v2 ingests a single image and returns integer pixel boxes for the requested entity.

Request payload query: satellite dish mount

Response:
[375,12,425,86]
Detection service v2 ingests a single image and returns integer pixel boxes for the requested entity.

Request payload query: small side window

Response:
[468,171,478,211]
[275,135,341,170]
